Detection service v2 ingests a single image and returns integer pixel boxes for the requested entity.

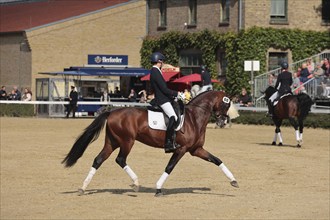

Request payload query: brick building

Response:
[147,0,330,76]
[0,0,147,100]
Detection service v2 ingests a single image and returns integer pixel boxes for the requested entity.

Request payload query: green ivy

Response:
[140,27,330,96]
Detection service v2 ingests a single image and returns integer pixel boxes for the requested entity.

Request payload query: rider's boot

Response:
[266,100,274,117]
[164,116,181,153]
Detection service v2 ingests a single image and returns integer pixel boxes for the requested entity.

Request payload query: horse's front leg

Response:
[155,148,186,197]
[191,147,238,188]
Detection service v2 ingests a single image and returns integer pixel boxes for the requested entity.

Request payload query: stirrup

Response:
[164,142,181,153]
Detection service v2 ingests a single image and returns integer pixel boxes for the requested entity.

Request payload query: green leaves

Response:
[141,27,329,96]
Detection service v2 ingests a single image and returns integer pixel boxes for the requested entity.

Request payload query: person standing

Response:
[66,85,78,118]
[268,62,293,117]
[149,52,182,153]
[0,86,7,100]
[199,65,213,94]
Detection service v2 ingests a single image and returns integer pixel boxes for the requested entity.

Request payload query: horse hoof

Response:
[130,184,140,192]
[271,142,276,146]
[230,180,239,188]
[278,143,283,146]
[296,144,301,148]
[78,188,85,196]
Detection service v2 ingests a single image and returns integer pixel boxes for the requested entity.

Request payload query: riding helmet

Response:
[281,62,289,69]
[150,52,165,63]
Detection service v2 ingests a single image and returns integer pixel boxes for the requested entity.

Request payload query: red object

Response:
[141,71,180,82]
[172,73,220,83]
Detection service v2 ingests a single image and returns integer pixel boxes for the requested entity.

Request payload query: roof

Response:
[39,66,150,77]
[0,0,132,33]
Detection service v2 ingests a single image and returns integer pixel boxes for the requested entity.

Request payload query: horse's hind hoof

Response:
[278,143,283,146]
[296,144,301,148]
[230,180,239,188]
[130,184,140,192]
[78,188,85,196]
[271,142,276,146]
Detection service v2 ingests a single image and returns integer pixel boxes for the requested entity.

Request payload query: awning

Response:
[39,67,150,77]
[172,73,220,83]
[141,71,180,82]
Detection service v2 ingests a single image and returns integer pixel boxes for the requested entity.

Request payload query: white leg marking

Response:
[156,172,169,189]
[81,167,96,191]
[278,132,283,143]
[124,165,139,186]
[219,163,236,182]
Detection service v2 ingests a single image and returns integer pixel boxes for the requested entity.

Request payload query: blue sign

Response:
[88,55,128,66]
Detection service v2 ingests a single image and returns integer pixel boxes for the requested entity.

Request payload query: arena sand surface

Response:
[0,117,329,220]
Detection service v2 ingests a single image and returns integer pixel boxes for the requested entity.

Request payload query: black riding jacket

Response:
[275,70,293,96]
[150,66,178,105]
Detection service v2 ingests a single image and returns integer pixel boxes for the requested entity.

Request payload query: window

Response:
[217,49,227,76]
[220,0,230,23]
[268,52,287,71]
[322,0,330,23]
[270,0,287,23]
[179,49,203,76]
[189,0,197,25]
[159,0,167,27]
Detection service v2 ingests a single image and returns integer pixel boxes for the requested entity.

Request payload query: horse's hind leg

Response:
[289,117,301,147]
[191,147,238,188]
[115,141,139,192]
[79,138,115,195]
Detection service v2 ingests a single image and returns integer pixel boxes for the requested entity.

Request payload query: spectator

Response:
[13,86,21,100]
[299,63,311,83]
[307,58,315,73]
[238,88,253,107]
[321,58,330,78]
[114,86,120,94]
[100,89,110,103]
[268,73,276,86]
[292,72,304,95]
[183,89,191,104]
[0,86,7,100]
[313,62,324,83]
[138,90,147,103]
[66,85,78,118]
[128,88,137,102]
[22,88,32,101]
[7,89,17,100]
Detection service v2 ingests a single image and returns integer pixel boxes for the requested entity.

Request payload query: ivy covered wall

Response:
[140,27,330,95]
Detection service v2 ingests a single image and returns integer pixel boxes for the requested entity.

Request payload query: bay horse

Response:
[62,91,239,196]
[263,86,313,147]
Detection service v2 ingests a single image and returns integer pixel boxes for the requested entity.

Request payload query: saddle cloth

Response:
[147,110,184,131]
[273,93,291,106]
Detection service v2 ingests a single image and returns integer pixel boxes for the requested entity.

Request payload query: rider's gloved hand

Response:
[177,92,185,101]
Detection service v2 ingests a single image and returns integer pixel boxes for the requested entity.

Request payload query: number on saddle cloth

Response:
[147,100,185,131]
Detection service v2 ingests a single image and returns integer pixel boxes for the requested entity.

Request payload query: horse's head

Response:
[213,92,231,128]
[262,86,277,100]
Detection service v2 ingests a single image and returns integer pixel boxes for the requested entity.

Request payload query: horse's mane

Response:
[187,90,214,106]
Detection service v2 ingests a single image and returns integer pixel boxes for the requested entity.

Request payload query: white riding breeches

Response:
[269,91,278,102]
[160,102,178,121]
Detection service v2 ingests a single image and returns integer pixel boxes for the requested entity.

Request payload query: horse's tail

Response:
[62,110,111,167]
[297,93,313,119]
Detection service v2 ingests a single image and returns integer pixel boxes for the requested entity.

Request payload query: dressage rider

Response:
[268,62,293,117]
[149,52,183,153]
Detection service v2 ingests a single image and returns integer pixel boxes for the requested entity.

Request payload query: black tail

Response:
[62,111,111,167]
[297,93,313,119]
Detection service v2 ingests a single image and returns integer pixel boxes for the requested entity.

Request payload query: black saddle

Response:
[147,100,185,128]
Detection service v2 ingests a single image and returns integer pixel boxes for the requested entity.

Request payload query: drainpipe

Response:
[146,0,149,36]
[238,0,243,31]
